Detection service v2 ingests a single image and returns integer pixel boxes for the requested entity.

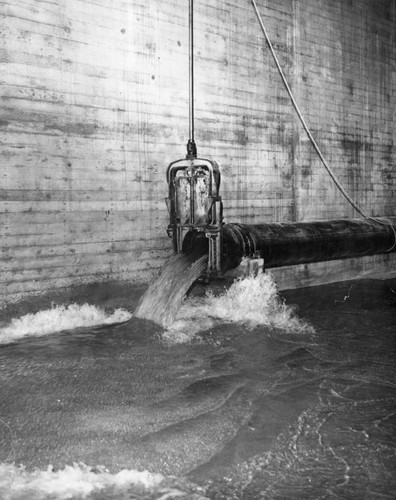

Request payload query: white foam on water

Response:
[0,304,132,345]
[0,463,210,500]
[163,272,314,343]
[0,462,164,500]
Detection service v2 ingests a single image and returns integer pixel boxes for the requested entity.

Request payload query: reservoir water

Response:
[0,272,395,499]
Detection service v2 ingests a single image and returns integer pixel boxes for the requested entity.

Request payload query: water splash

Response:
[0,463,209,500]
[163,272,314,343]
[0,304,132,345]
[0,463,164,500]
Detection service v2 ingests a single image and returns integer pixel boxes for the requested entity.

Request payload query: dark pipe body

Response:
[182,218,396,271]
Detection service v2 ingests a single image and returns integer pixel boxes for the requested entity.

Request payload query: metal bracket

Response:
[166,157,223,275]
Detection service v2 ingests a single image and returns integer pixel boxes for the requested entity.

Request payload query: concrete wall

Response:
[1,0,395,303]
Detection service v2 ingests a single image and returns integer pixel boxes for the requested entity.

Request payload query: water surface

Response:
[0,276,395,499]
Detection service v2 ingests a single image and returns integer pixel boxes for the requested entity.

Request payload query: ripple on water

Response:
[0,276,395,499]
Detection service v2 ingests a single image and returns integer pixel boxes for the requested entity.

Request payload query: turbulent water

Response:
[0,463,166,500]
[0,270,395,500]
[163,272,313,344]
[0,304,131,345]
[1,266,311,347]
[133,253,208,328]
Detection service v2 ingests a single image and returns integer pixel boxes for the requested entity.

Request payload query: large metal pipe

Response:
[182,218,396,271]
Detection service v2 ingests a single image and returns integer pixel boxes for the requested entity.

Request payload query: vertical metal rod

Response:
[189,0,194,143]
[187,0,197,157]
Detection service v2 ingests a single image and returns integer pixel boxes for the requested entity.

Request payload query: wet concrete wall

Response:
[1,0,395,302]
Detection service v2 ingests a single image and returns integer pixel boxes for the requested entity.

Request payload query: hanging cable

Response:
[250,0,395,251]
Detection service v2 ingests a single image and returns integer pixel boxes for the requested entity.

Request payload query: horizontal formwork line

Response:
[0,260,164,284]
[0,84,189,113]
[1,230,169,244]
[3,46,192,84]
[2,31,291,72]
[1,71,190,106]
[2,219,168,236]
[1,248,170,270]
[0,242,172,262]
[0,160,172,175]
[4,5,186,45]
[0,268,158,298]
[0,261,154,281]
[2,226,168,240]
[0,198,169,208]
[4,14,187,52]
[2,52,292,91]
[0,169,166,182]
[1,236,171,254]
[0,200,168,213]
[0,118,292,144]
[2,228,168,244]
[1,237,171,254]
[0,187,300,203]
[0,200,169,211]
[299,5,394,33]
[0,123,187,144]
[2,209,169,223]
[0,101,189,127]
[6,0,186,32]
[0,198,292,214]
[0,133,187,152]
[0,190,167,204]
[0,77,288,115]
[0,80,286,111]
[0,69,292,103]
[0,144,309,164]
[1,248,173,272]
[0,113,291,140]
[0,267,161,296]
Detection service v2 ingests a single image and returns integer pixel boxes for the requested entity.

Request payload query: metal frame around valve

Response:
[166,157,223,277]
